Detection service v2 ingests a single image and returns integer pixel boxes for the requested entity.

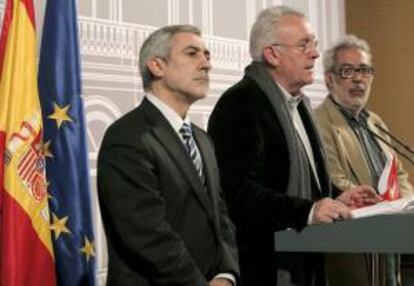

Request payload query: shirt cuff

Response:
[307,203,316,225]
[213,273,236,285]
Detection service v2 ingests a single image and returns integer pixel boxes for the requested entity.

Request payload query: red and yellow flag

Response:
[0,0,56,285]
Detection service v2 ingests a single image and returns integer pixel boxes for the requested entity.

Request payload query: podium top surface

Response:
[274,214,414,253]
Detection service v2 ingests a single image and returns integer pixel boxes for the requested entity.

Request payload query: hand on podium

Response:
[312,198,351,224]
[311,186,381,225]
[336,185,382,209]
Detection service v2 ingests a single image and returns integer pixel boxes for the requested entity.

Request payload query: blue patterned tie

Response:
[179,123,205,186]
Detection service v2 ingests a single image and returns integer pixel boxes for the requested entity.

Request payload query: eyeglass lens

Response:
[337,65,374,78]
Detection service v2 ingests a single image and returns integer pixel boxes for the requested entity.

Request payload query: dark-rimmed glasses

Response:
[333,65,374,79]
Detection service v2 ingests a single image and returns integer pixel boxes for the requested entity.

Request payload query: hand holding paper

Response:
[351,195,414,219]
[336,185,381,209]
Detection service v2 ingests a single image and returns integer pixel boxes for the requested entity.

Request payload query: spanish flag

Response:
[0,0,56,285]
[378,154,401,201]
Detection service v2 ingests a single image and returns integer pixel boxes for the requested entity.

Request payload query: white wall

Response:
[0,1,345,284]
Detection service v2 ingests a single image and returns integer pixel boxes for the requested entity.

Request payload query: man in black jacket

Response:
[98,25,239,286]
[208,6,379,286]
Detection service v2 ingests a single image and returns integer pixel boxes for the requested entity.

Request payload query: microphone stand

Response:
[374,123,414,157]
[364,124,414,165]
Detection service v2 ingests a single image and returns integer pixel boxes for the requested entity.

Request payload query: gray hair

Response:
[249,5,304,61]
[323,34,371,72]
[139,25,201,90]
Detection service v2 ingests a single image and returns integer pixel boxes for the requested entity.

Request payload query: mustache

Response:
[349,84,365,92]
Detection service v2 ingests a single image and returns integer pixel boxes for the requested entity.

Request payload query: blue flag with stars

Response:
[38,0,96,285]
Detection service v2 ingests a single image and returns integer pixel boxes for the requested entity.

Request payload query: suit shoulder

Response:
[212,76,267,118]
[313,100,330,122]
[367,109,384,123]
[102,105,151,144]
[219,76,261,102]
[366,110,392,133]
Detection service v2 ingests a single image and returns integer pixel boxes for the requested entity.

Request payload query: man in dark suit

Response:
[98,25,239,286]
[208,6,379,286]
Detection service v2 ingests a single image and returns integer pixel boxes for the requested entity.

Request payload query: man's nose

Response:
[200,56,211,71]
[352,71,364,81]
[309,46,320,59]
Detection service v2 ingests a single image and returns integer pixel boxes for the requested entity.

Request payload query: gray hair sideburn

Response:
[139,25,201,90]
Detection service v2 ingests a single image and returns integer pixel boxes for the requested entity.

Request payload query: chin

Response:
[347,102,363,111]
[302,78,314,86]
[189,92,207,103]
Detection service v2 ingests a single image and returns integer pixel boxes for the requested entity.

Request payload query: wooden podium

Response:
[274,214,414,253]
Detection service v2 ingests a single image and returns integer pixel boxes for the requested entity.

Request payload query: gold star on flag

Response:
[48,103,73,128]
[50,213,71,239]
[43,140,53,158]
[46,181,53,199]
[80,236,96,262]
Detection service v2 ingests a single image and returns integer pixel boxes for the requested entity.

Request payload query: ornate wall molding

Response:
[0,1,345,284]
[79,17,251,71]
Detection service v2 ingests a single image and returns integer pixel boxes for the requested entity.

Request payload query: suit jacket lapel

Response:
[324,99,372,185]
[298,99,330,197]
[193,128,220,231]
[142,100,214,221]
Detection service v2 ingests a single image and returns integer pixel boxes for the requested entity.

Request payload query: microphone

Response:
[373,123,414,157]
[359,114,414,165]
[365,128,414,165]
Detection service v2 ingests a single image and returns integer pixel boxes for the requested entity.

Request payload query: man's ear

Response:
[325,72,334,90]
[146,57,165,78]
[262,46,280,67]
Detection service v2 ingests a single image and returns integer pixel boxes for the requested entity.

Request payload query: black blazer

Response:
[208,76,330,286]
[98,98,238,286]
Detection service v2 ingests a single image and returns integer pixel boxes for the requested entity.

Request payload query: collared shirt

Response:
[145,93,236,285]
[277,84,321,189]
[146,93,191,141]
[330,96,386,188]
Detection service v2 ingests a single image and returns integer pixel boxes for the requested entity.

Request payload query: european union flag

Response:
[38,0,96,285]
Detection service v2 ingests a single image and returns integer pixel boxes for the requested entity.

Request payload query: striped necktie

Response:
[179,123,205,186]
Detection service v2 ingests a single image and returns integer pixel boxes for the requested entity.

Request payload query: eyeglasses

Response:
[333,65,375,79]
[271,38,318,54]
